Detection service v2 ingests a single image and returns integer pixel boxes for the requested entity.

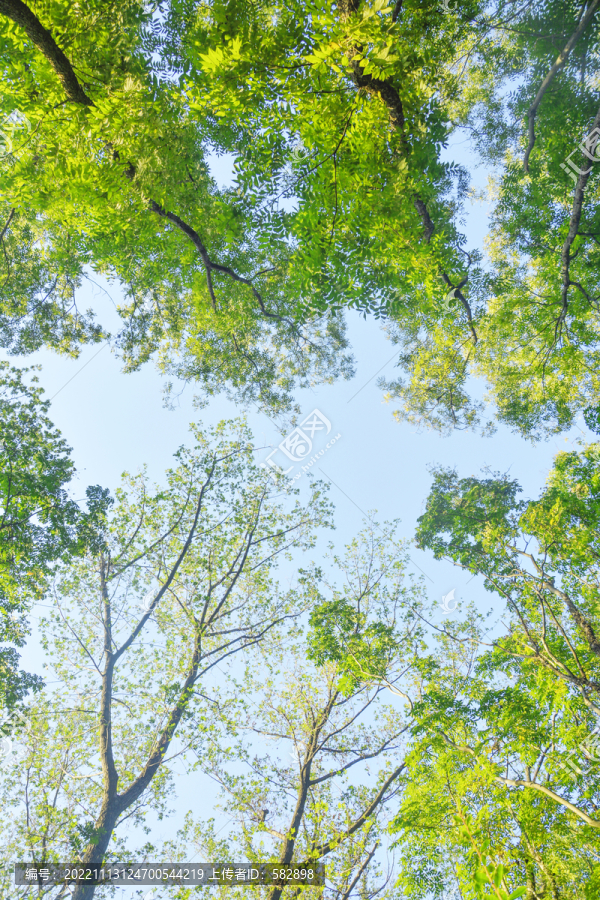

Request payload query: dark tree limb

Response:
[391,0,403,23]
[442,272,478,344]
[523,0,600,172]
[558,102,600,337]
[149,200,286,321]
[311,762,406,857]
[413,181,475,335]
[351,65,405,131]
[337,0,405,133]
[0,0,94,106]
[338,2,476,350]
[413,196,435,243]
[0,207,15,243]
[2,1,298,343]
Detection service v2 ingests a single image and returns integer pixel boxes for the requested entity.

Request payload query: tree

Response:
[0,0,353,417]
[0,419,332,899]
[396,442,600,897]
[415,442,600,717]
[382,0,600,438]
[384,599,600,899]
[0,361,93,709]
[393,657,600,899]
[173,646,408,900]
[121,0,600,438]
[161,523,427,900]
[0,206,104,356]
[4,1,600,434]
[305,449,600,896]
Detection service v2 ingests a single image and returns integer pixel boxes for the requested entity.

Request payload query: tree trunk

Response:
[69,803,121,900]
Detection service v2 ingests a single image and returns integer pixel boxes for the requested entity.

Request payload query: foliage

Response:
[0,206,103,356]
[0,361,96,708]
[305,448,600,895]
[165,0,600,437]
[156,524,428,900]
[583,405,600,434]
[0,418,333,899]
[168,644,409,900]
[4,0,600,433]
[391,613,600,899]
[0,0,353,417]
[306,522,425,695]
[397,442,600,897]
[4,1,600,898]
[377,0,600,437]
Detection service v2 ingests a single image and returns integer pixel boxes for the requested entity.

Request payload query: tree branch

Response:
[413,196,435,243]
[391,0,403,23]
[113,459,217,663]
[338,842,379,900]
[439,728,600,828]
[558,102,600,338]
[0,207,15,243]
[442,272,478,344]
[498,775,600,828]
[535,574,600,658]
[0,0,94,105]
[312,763,406,857]
[149,200,286,321]
[523,0,600,171]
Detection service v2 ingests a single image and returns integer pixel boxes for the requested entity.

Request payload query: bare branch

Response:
[312,763,407,857]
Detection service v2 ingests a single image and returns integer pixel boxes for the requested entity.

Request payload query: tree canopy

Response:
[1,0,599,430]
[0,362,100,707]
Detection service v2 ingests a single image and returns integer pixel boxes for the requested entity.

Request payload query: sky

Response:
[3,141,594,896]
